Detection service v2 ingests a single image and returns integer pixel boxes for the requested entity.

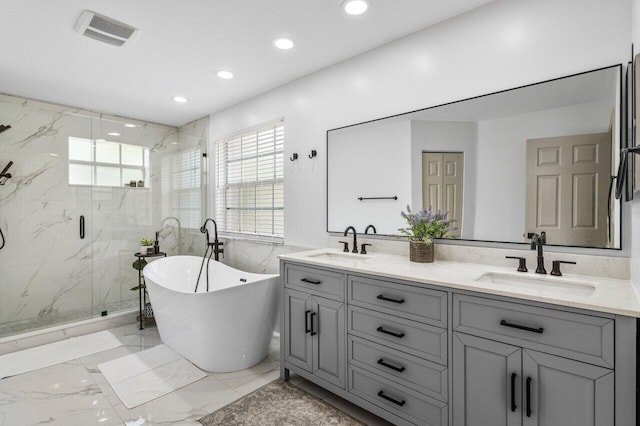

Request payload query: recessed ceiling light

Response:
[171,142,178,145]
[343,0,369,15]
[49,153,59,157]
[107,132,120,136]
[124,123,136,128]
[216,70,234,79]
[273,37,294,50]
[96,139,106,143]
[172,96,188,103]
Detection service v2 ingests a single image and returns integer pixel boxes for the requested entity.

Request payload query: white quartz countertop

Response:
[278,248,640,317]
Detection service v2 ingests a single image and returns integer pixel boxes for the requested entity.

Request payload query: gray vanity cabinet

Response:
[283,263,346,389]
[452,294,615,426]
[452,332,522,426]
[521,349,613,426]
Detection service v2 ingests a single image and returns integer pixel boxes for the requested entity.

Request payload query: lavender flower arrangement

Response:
[399,205,457,245]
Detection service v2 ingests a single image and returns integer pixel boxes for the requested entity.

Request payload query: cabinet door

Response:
[453,333,522,426]
[522,349,614,426]
[312,295,346,389]
[284,288,313,372]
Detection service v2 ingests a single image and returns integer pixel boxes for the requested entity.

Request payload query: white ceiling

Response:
[0,0,495,127]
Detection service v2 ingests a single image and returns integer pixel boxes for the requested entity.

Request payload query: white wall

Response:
[210,0,631,271]
[474,99,615,242]
[630,0,640,287]
[410,120,477,238]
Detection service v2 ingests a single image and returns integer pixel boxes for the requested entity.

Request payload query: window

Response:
[161,147,203,229]
[214,121,284,241]
[68,137,149,187]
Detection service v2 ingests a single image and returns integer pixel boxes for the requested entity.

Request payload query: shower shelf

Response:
[133,252,166,330]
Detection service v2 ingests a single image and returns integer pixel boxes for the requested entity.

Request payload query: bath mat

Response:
[0,330,121,379]
[98,343,206,408]
[198,379,366,426]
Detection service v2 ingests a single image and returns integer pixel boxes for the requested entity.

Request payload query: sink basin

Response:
[305,252,372,263]
[475,272,596,297]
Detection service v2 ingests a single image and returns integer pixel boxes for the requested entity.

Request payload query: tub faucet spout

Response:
[201,218,223,261]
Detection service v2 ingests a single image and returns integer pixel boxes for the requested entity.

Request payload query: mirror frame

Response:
[326,64,624,251]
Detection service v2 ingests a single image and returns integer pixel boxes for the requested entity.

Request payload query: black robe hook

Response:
[290,153,298,161]
[308,150,317,159]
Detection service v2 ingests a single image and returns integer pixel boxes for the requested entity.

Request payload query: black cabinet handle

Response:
[500,320,543,334]
[377,358,406,373]
[526,377,532,417]
[376,294,405,304]
[376,326,405,338]
[377,390,406,407]
[79,215,85,239]
[305,310,311,333]
[301,278,321,285]
[511,372,517,412]
[310,312,317,336]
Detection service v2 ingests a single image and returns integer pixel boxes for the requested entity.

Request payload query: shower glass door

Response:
[0,96,95,337]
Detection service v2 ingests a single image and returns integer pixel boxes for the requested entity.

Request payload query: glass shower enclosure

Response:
[0,93,207,338]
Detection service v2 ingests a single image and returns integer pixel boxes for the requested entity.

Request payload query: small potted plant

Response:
[399,205,457,263]
[139,238,154,255]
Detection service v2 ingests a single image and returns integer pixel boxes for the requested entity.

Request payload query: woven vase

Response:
[409,241,434,263]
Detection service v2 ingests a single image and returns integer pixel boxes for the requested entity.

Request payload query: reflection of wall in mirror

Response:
[327,119,412,234]
[474,99,614,243]
[410,120,477,239]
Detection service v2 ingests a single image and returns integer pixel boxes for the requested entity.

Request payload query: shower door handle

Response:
[79,215,85,239]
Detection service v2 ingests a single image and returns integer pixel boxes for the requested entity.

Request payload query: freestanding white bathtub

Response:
[143,255,279,372]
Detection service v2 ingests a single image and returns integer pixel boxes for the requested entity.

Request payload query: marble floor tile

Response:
[0,363,122,426]
[0,322,389,426]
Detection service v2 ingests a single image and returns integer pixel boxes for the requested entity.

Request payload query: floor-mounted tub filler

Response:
[143,255,279,372]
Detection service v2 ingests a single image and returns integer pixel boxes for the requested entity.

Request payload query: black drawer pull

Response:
[376,294,405,304]
[310,312,317,336]
[301,278,321,285]
[500,320,543,334]
[305,310,311,333]
[526,377,532,417]
[510,372,517,412]
[376,326,405,338]
[377,358,406,373]
[377,390,406,407]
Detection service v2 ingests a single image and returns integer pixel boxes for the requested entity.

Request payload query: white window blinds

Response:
[161,147,202,229]
[214,122,284,241]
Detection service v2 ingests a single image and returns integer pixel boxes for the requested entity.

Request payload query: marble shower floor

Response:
[0,323,391,426]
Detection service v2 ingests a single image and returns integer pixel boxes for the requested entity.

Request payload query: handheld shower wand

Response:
[0,161,13,185]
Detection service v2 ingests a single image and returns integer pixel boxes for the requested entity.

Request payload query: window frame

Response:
[68,137,150,188]
[214,120,284,243]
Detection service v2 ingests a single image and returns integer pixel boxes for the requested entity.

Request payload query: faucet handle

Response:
[339,241,350,252]
[550,260,576,276]
[360,243,372,255]
[505,256,528,273]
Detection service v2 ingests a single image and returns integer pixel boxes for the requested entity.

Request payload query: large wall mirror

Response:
[327,65,622,249]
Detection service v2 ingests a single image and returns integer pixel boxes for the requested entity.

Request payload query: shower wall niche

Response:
[0,93,208,337]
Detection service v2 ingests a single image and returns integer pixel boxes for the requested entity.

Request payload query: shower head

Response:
[0,125,11,134]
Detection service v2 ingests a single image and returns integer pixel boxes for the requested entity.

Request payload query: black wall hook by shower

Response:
[308,150,317,159]
[290,153,298,161]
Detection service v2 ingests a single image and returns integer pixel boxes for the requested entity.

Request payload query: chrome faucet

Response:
[528,231,547,274]
[200,218,224,261]
[343,226,358,254]
[159,216,181,253]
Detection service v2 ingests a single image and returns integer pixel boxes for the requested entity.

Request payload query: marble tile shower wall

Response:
[0,94,207,337]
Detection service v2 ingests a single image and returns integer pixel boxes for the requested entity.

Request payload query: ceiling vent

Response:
[74,10,139,47]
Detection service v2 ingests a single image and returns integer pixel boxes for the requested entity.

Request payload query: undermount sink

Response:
[305,251,372,263]
[475,272,596,297]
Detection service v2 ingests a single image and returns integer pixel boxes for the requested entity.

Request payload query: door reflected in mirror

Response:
[327,65,622,249]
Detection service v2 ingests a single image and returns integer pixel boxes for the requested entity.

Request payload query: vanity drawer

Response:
[349,335,447,402]
[349,366,448,426]
[349,305,447,365]
[284,263,345,299]
[453,294,614,368]
[348,275,447,327]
